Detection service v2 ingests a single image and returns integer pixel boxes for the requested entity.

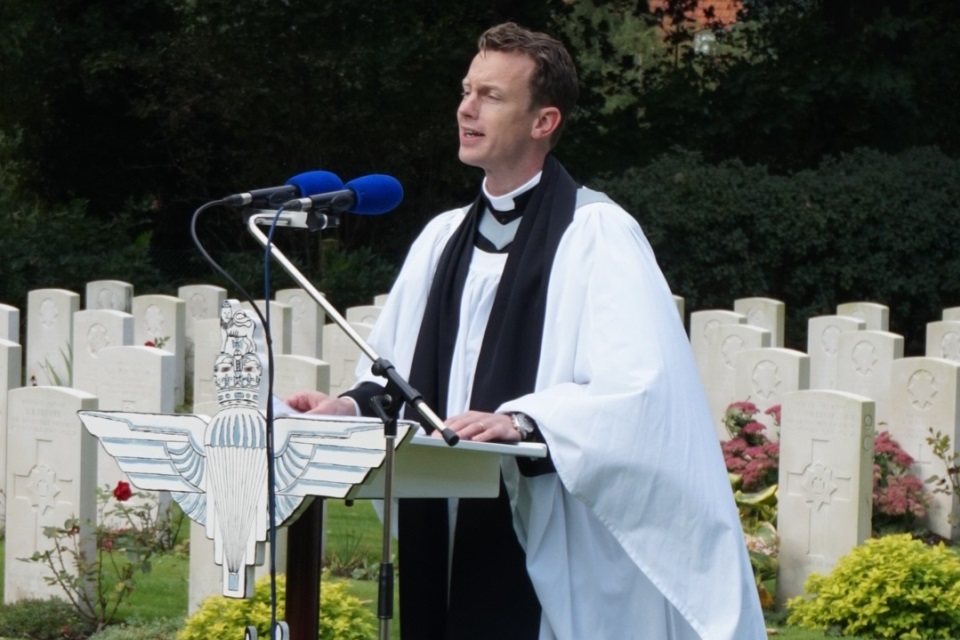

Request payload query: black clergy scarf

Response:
[399,155,578,640]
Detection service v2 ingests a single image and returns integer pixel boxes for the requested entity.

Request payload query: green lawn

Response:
[0,501,849,639]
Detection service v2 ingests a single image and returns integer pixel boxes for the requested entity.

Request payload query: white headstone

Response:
[71,310,134,396]
[191,318,221,417]
[345,305,382,326]
[835,330,903,427]
[94,346,175,414]
[133,295,186,406]
[93,346,176,524]
[0,339,23,524]
[673,295,685,323]
[273,354,331,400]
[85,280,133,312]
[178,285,227,406]
[242,301,292,355]
[807,315,866,390]
[178,285,228,327]
[888,357,960,539]
[0,303,19,343]
[373,294,389,307]
[925,321,960,364]
[943,307,960,322]
[26,289,80,387]
[690,309,746,375]
[704,323,771,439]
[323,322,373,397]
[776,390,874,607]
[276,289,325,360]
[734,348,810,435]
[4,387,98,603]
[836,302,889,331]
[734,297,786,348]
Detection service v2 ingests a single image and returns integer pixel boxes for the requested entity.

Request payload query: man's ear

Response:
[531,106,561,142]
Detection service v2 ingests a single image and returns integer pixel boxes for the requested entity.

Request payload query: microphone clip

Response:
[307,211,340,232]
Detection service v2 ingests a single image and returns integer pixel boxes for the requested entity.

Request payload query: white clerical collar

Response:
[482,172,542,212]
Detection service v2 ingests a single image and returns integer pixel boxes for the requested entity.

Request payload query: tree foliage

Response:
[558,0,960,175]
[594,146,960,351]
[0,0,555,285]
[1,0,958,318]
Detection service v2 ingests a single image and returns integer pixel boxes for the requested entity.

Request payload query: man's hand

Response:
[444,410,520,443]
[284,391,358,416]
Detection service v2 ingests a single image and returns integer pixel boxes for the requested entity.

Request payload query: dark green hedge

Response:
[595,147,960,353]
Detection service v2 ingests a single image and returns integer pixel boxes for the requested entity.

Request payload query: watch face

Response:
[512,413,534,439]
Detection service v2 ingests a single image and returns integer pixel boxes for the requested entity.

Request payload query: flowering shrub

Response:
[178,573,376,640]
[22,481,185,632]
[787,534,960,637]
[873,431,928,532]
[721,401,780,492]
[722,401,928,534]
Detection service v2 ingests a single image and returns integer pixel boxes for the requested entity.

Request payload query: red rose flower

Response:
[113,481,133,502]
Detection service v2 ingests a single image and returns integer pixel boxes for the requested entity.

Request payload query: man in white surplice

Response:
[287,21,766,640]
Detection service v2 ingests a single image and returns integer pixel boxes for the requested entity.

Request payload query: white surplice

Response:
[354,190,767,640]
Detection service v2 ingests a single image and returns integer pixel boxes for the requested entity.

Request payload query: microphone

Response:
[223,170,344,208]
[283,174,403,215]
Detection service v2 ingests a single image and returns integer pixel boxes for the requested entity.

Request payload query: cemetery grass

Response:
[0,502,853,640]
[0,500,399,640]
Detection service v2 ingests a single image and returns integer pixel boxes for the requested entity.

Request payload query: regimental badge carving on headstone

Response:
[79,300,411,598]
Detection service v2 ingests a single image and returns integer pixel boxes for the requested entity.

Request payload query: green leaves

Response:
[595,147,960,351]
[19,484,185,631]
[787,534,960,638]
[179,574,376,640]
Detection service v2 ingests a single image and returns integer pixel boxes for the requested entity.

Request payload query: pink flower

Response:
[875,431,915,469]
[741,421,768,438]
[722,438,747,454]
[764,405,781,425]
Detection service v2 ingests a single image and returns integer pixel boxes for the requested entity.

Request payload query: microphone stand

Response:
[246,210,459,640]
[246,210,458,443]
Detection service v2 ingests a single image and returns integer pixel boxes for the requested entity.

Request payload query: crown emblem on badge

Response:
[216,301,262,407]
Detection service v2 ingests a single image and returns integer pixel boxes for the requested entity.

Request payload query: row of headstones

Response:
[0,281,388,397]
[687,298,960,606]
[691,298,960,428]
[3,286,955,612]
[1,282,387,611]
[0,385,877,612]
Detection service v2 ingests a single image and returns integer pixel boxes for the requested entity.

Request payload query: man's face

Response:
[457,50,540,180]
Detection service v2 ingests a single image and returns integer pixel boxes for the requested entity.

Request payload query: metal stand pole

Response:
[246,211,458,442]
[245,211,460,638]
[370,393,400,640]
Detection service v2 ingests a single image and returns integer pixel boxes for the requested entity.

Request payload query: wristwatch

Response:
[509,412,536,441]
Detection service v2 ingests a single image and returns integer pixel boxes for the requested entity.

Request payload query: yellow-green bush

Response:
[177,573,375,640]
[787,534,960,639]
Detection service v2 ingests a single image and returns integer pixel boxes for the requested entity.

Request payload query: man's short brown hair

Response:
[477,22,579,147]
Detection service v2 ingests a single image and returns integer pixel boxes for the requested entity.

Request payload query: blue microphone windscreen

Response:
[286,170,344,197]
[345,174,404,215]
